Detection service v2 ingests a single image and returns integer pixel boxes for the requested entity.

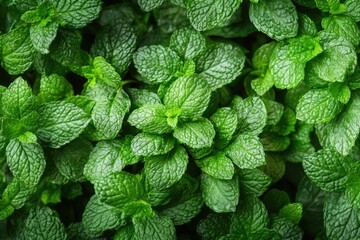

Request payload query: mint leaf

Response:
[128,104,172,134]
[197,213,231,240]
[186,0,242,31]
[296,89,342,124]
[238,169,272,197]
[324,193,360,239]
[36,101,90,148]
[279,203,303,224]
[137,0,165,11]
[24,206,67,240]
[316,91,360,155]
[345,168,360,208]
[225,134,265,169]
[145,145,188,189]
[196,152,234,180]
[201,173,239,213]
[82,195,122,233]
[94,171,144,209]
[50,0,102,28]
[30,21,59,54]
[164,75,211,120]
[196,43,245,90]
[298,13,318,37]
[38,74,73,103]
[303,149,353,191]
[344,0,360,22]
[173,118,215,149]
[91,23,136,75]
[271,217,304,240]
[0,25,36,75]
[6,139,45,186]
[133,214,176,240]
[249,0,298,40]
[131,133,175,156]
[315,0,345,13]
[133,45,183,84]
[169,27,206,60]
[127,88,161,109]
[210,107,238,149]
[322,15,360,47]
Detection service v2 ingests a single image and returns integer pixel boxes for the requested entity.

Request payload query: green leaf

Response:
[137,0,165,11]
[186,0,242,31]
[2,177,37,209]
[173,118,215,149]
[271,217,304,240]
[252,42,277,70]
[249,0,298,40]
[269,36,322,89]
[52,138,92,182]
[238,169,272,197]
[127,88,161,109]
[82,195,122,233]
[128,104,172,134]
[263,99,284,126]
[210,107,238,149]
[50,0,102,28]
[298,13,318,37]
[230,196,269,237]
[303,149,354,191]
[91,23,136,75]
[261,154,285,183]
[324,193,360,240]
[65,96,95,115]
[169,27,206,60]
[133,214,176,240]
[85,88,131,140]
[306,31,357,84]
[145,145,188,189]
[231,96,267,135]
[197,213,231,240]
[30,21,59,54]
[196,43,245,90]
[164,75,211,120]
[225,134,265,169]
[322,15,360,46]
[6,139,45,186]
[296,89,342,124]
[36,101,90,148]
[131,133,175,156]
[24,206,67,240]
[344,0,360,22]
[316,91,360,155]
[0,25,37,75]
[315,0,346,13]
[38,74,73,103]
[201,173,239,213]
[345,168,360,208]
[196,152,234,180]
[94,171,144,209]
[67,223,103,240]
[133,45,183,84]
[279,203,303,224]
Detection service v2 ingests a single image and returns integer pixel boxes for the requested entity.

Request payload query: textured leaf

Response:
[249,0,298,40]
[238,169,272,197]
[210,107,238,149]
[271,217,304,240]
[36,101,90,148]
[133,45,183,84]
[137,0,165,11]
[186,0,242,31]
[196,152,234,180]
[164,75,211,120]
[322,15,360,46]
[201,173,239,213]
[131,133,175,156]
[127,88,161,109]
[30,21,59,54]
[133,214,176,240]
[196,43,245,90]
[344,0,360,22]
[173,118,215,149]
[197,213,231,240]
[38,74,73,103]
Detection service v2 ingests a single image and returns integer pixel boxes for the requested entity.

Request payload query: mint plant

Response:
[1,0,360,239]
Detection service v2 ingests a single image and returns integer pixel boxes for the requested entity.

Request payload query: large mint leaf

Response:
[196,43,245,90]
[344,0,360,22]
[316,91,360,155]
[186,0,242,31]
[50,0,102,28]
[197,213,231,240]
[201,173,239,213]
[38,74,73,103]
[324,193,360,240]
[164,75,211,120]
[249,0,298,40]
[296,89,342,124]
[36,101,90,148]
[303,149,354,191]
[169,27,206,60]
[94,171,144,209]
[91,23,136,75]
[133,214,176,240]
[173,118,215,149]
[196,152,234,180]
[133,45,183,84]
[322,15,360,46]
[145,145,188,189]
[82,195,122,233]
[128,104,172,134]
[137,0,165,11]
[30,21,59,54]
[6,139,45,187]
[225,134,265,169]
[210,107,238,149]
[131,133,175,156]
[23,206,67,240]
[0,25,36,75]
[238,169,272,197]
